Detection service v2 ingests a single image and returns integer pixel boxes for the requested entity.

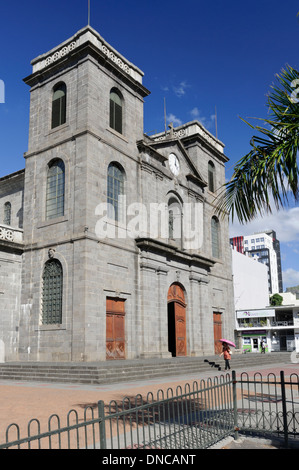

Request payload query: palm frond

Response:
[215,65,299,224]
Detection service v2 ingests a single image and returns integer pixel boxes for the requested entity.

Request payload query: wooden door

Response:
[213,312,222,354]
[175,302,187,356]
[167,284,187,357]
[106,298,125,360]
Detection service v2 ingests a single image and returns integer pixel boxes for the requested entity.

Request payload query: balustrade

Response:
[0,225,23,243]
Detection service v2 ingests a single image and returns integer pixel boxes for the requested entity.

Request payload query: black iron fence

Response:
[236,370,299,447]
[0,370,298,449]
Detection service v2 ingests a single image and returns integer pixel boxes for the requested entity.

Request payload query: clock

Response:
[169,153,180,176]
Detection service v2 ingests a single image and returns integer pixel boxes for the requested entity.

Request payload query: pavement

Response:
[0,360,298,450]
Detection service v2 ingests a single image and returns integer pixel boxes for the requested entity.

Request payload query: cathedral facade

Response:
[0,26,234,362]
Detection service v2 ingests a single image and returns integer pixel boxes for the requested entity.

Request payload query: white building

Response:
[231,230,283,294]
[232,248,298,353]
[232,248,269,312]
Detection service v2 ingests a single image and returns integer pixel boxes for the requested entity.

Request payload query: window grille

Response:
[42,260,63,324]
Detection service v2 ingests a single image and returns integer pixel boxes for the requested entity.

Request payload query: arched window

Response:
[42,259,63,324]
[211,216,220,258]
[52,82,67,128]
[208,161,215,193]
[46,159,65,220]
[4,202,11,226]
[110,89,123,134]
[107,163,125,221]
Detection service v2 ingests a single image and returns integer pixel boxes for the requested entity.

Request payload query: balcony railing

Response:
[238,320,294,329]
[270,320,294,327]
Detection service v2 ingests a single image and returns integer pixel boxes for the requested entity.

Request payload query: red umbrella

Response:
[219,339,236,348]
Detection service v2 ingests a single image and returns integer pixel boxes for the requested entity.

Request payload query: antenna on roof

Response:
[88,0,91,26]
[164,97,167,136]
[215,105,218,139]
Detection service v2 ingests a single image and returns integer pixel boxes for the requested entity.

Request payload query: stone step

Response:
[0,353,291,385]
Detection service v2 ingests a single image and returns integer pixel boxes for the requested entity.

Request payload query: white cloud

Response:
[282,268,299,288]
[166,113,182,127]
[229,206,299,243]
[189,107,216,130]
[229,205,299,289]
[190,107,200,118]
[173,81,189,97]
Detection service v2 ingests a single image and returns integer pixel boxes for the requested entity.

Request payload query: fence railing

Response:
[236,370,299,448]
[0,370,298,449]
[103,375,235,449]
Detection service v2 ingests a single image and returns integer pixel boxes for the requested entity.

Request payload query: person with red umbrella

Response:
[219,339,235,370]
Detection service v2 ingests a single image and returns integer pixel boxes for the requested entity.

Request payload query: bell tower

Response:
[19,26,150,362]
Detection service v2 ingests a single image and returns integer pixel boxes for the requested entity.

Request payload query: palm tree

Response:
[216,65,299,224]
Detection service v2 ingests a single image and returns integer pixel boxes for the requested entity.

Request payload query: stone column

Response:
[198,276,212,355]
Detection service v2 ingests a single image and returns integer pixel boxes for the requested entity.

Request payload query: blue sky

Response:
[0,0,299,289]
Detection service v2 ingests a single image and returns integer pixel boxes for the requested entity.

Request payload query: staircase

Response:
[0,352,292,385]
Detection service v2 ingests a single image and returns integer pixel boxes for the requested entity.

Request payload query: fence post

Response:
[98,400,106,449]
[280,371,289,449]
[232,370,239,441]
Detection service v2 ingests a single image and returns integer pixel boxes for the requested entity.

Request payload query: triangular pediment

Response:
[141,137,207,189]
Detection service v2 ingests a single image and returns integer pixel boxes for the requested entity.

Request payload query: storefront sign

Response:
[237,309,275,319]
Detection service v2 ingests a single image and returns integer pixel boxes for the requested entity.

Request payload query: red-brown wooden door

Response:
[167,284,187,357]
[106,298,126,360]
[174,302,187,356]
[213,312,222,354]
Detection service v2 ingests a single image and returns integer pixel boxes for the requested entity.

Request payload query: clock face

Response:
[169,153,180,175]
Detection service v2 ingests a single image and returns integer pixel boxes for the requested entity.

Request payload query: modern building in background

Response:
[230,230,283,294]
[235,293,299,353]
[232,248,298,353]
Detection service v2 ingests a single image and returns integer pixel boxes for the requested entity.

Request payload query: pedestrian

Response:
[219,342,231,370]
[261,339,266,354]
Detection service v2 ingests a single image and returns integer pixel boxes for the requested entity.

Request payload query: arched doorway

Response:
[167,284,187,357]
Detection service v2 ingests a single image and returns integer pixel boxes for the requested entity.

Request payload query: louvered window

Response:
[110,89,123,134]
[52,83,66,129]
[46,159,65,220]
[42,260,63,324]
[107,163,124,221]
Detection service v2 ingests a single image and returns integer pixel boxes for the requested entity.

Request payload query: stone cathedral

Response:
[0,26,234,363]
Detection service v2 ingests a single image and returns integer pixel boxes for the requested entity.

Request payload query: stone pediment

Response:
[143,137,207,189]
